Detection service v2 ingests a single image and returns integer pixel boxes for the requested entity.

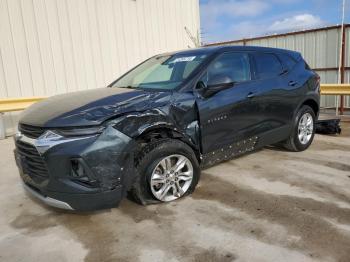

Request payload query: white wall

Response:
[0,0,200,135]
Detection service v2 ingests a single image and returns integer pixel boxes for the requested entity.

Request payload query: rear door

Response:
[250,52,295,143]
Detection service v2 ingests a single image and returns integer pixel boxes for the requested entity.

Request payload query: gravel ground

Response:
[0,123,349,262]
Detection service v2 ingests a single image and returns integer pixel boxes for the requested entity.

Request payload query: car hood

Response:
[19,87,172,127]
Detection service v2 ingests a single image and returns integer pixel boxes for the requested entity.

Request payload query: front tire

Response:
[129,139,200,205]
[282,105,316,152]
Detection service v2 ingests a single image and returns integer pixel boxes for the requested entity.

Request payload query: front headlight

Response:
[56,126,106,137]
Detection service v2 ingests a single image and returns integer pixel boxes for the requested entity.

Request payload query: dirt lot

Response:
[0,123,349,262]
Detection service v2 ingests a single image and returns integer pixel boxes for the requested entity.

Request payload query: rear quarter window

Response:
[253,53,283,79]
[278,53,297,71]
[304,61,312,70]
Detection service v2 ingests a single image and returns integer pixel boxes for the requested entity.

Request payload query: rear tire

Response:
[282,105,316,152]
[129,139,200,205]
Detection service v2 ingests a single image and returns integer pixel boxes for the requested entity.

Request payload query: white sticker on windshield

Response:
[170,56,196,63]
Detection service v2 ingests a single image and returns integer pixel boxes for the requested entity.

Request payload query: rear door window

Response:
[253,53,283,79]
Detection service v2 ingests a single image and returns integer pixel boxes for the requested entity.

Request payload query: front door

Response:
[196,52,260,155]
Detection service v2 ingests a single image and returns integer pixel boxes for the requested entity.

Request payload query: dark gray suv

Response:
[14,46,320,210]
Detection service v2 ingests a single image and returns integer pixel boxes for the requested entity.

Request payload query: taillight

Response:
[315,75,320,93]
[316,75,320,85]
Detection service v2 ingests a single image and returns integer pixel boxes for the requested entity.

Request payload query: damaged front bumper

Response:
[14,126,137,211]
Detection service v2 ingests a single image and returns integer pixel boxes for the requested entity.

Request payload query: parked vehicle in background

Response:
[14,46,320,210]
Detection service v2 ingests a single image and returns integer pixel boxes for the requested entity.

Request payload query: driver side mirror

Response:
[198,74,234,98]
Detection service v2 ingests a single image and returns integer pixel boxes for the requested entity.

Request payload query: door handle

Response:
[247,92,255,98]
[288,80,298,86]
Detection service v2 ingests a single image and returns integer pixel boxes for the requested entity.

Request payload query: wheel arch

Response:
[301,98,319,116]
[297,98,319,119]
[134,125,201,162]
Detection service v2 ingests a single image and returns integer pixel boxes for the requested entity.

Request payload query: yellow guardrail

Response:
[0,96,46,139]
[0,97,46,113]
[320,84,350,95]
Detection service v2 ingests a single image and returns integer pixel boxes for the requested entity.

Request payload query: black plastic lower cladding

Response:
[201,136,258,168]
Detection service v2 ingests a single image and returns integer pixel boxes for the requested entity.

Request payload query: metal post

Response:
[335,96,339,115]
[339,24,346,114]
[0,113,5,139]
[337,0,346,115]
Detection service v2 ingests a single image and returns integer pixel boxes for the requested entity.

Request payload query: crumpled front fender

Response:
[110,108,200,150]
[80,126,138,192]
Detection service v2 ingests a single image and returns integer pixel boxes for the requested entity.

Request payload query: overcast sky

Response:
[199,0,350,44]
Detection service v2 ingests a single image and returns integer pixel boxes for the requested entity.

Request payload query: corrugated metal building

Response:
[205,24,350,109]
[0,0,200,135]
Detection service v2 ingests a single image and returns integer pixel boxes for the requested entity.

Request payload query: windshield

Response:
[111,54,208,90]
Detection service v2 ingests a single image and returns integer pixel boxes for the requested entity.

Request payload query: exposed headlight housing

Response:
[70,158,99,188]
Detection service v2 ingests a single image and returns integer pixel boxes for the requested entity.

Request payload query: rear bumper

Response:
[14,126,137,211]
